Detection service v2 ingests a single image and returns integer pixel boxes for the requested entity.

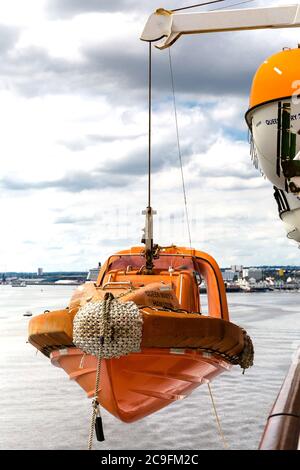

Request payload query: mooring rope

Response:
[207,382,228,449]
[87,293,113,450]
[168,48,192,249]
[87,356,102,450]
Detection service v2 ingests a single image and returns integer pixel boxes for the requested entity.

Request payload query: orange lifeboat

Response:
[28,245,253,423]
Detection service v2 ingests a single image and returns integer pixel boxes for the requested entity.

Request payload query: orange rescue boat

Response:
[28,245,253,424]
[28,13,254,437]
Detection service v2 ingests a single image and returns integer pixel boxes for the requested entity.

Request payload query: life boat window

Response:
[106,254,195,273]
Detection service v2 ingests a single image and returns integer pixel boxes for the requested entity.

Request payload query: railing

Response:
[102,281,132,290]
[259,348,300,450]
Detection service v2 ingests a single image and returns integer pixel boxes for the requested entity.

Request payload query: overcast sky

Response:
[0,0,299,271]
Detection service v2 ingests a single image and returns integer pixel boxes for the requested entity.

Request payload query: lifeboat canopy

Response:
[248,47,300,110]
[246,47,300,194]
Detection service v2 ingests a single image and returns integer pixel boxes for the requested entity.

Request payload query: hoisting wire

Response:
[168,49,192,249]
[142,42,155,272]
[207,382,228,449]
[148,42,152,209]
[171,0,254,13]
[172,0,226,12]
[209,0,254,11]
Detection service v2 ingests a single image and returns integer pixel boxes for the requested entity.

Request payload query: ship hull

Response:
[51,347,231,423]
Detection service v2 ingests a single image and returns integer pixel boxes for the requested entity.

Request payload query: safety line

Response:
[168,49,192,249]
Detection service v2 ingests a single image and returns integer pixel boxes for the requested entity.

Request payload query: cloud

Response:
[1,46,82,97]
[0,24,19,53]
[1,0,300,270]
[54,215,99,224]
[104,139,195,177]
[47,0,135,18]
[0,100,231,195]
[0,140,192,192]
[198,165,259,180]
[2,4,292,104]
[0,170,131,193]
[60,132,146,151]
[46,0,276,20]
[46,0,188,19]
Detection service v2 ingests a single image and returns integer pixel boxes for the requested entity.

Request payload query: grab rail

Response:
[102,281,132,290]
[259,348,300,450]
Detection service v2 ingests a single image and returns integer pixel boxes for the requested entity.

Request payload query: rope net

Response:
[73,298,143,359]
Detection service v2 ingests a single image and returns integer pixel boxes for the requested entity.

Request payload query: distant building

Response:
[87,262,102,282]
[37,267,43,276]
[248,268,263,281]
[242,268,249,278]
[222,270,235,282]
[231,265,243,273]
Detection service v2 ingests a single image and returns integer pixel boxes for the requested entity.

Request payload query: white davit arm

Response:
[141,4,300,49]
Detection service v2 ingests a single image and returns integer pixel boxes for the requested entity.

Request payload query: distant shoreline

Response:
[2,283,299,292]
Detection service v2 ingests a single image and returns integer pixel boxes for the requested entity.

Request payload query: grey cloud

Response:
[82,37,252,100]
[198,165,259,180]
[75,6,285,101]
[189,171,269,191]
[0,135,203,193]
[106,117,221,177]
[47,0,135,18]
[0,46,86,98]
[0,22,285,105]
[104,134,210,177]
[220,179,269,191]
[0,44,147,101]
[0,170,131,193]
[203,212,272,225]
[97,238,133,247]
[0,0,288,107]
[55,215,99,224]
[1,135,189,192]
[51,171,129,191]
[0,24,20,54]
[60,132,146,151]
[46,0,269,19]
[46,0,186,18]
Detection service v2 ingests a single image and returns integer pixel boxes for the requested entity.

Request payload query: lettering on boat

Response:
[145,290,173,299]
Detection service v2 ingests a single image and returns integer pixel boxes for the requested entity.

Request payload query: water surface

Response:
[0,285,299,450]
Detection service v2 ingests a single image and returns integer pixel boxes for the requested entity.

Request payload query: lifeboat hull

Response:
[51,347,231,423]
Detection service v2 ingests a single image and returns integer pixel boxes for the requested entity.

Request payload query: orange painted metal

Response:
[28,245,246,423]
[249,47,300,109]
[92,246,229,320]
[51,347,231,423]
